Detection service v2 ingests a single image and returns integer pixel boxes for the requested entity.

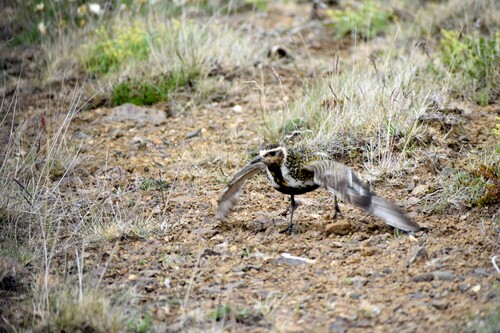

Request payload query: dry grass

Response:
[0,87,140,331]
[3,0,499,331]
[43,4,265,108]
[259,52,439,176]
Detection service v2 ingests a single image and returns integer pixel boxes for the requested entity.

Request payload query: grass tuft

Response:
[260,55,435,175]
[326,1,394,40]
[46,288,123,333]
[438,30,500,105]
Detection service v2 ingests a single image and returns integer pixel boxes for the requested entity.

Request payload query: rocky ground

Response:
[1,2,499,332]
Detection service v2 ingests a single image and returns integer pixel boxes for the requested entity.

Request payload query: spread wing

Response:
[216,162,267,221]
[306,160,420,232]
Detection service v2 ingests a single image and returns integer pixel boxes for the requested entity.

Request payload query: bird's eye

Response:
[268,151,276,157]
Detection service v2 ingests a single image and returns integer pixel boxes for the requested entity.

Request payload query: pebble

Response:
[186,128,202,138]
[308,248,322,259]
[329,317,348,333]
[473,268,489,276]
[279,253,316,266]
[349,293,363,300]
[105,103,168,125]
[407,246,428,267]
[412,272,434,282]
[325,220,351,236]
[411,184,428,196]
[430,300,449,310]
[407,181,416,192]
[432,270,455,281]
[351,276,369,287]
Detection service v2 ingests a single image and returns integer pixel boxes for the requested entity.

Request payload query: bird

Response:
[216,145,421,234]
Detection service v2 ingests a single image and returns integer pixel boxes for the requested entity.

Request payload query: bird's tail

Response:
[369,196,420,232]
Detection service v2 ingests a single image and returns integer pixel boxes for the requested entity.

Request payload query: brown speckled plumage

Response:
[217,145,421,234]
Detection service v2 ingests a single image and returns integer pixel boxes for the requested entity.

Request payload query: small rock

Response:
[471,284,481,293]
[329,317,348,333]
[407,246,428,267]
[163,278,171,288]
[432,270,455,281]
[186,128,202,138]
[349,293,363,300]
[411,184,428,196]
[201,248,221,257]
[473,268,489,276]
[412,272,434,282]
[430,300,449,310]
[131,136,144,144]
[232,105,243,112]
[485,291,496,301]
[361,248,376,257]
[105,103,168,125]
[128,274,138,281]
[440,166,454,178]
[191,228,218,238]
[143,270,161,277]
[407,181,415,192]
[308,248,322,259]
[351,276,369,288]
[405,196,420,206]
[325,220,351,236]
[232,265,261,272]
[279,253,316,266]
[460,284,470,293]
[71,131,91,140]
[409,292,425,299]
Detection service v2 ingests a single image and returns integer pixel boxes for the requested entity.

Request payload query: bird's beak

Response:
[250,156,262,164]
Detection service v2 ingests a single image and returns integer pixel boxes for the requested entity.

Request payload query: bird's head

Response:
[251,145,286,166]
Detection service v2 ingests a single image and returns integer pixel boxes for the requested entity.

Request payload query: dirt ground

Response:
[1,2,499,332]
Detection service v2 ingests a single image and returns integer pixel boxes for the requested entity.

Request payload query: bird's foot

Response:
[279,224,294,235]
[332,210,344,220]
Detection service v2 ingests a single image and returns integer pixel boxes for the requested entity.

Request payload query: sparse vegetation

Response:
[46,288,124,332]
[439,30,500,105]
[2,0,500,331]
[260,55,433,175]
[83,20,152,75]
[326,1,394,40]
[112,71,195,106]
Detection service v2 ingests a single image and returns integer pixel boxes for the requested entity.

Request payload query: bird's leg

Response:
[281,195,297,235]
[332,195,343,220]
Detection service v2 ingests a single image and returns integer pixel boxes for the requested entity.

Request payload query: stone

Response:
[325,220,351,236]
[412,272,434,282]
[105,103,168,125]
[432,270,455,281]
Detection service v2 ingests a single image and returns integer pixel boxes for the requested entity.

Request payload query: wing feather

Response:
[306,160,420,232]
[216,162,267,221]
